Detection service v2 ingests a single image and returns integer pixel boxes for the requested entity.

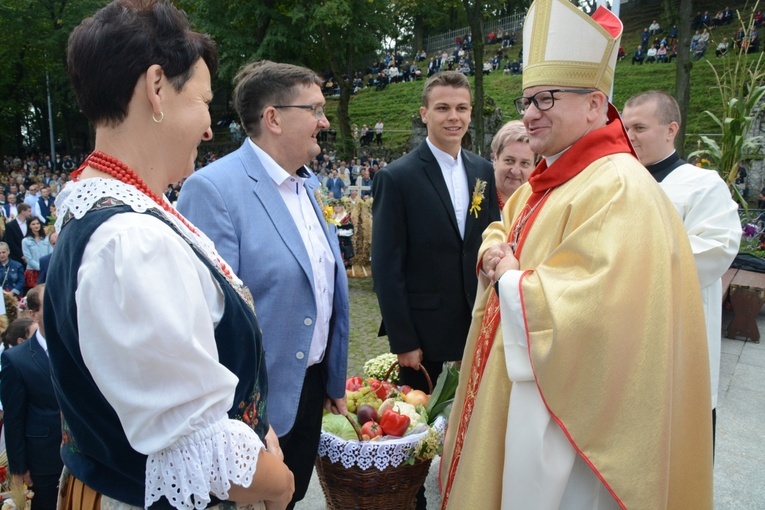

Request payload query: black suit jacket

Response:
[372,140,500,362]
[0,334,63,476]
[3,219,25,264]
[37,254,52,284]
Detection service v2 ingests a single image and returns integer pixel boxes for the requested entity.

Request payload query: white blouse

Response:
[55,178,264,510]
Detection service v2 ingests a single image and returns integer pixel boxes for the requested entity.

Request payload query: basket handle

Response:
[342,411,364,441]
[384,361,433,394]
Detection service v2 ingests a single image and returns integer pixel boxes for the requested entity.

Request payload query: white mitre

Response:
[522,0,623,95]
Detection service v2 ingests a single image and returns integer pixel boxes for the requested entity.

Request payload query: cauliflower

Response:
[393,401,427,433]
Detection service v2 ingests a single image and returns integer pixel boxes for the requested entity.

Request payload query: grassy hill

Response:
[323,0,760,156]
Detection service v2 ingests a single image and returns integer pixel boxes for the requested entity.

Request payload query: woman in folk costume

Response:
[440,1,713,508]
[44,1,293,508]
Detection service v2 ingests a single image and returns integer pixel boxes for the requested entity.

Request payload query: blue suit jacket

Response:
[177,142,349,436]
[0,334,63,476]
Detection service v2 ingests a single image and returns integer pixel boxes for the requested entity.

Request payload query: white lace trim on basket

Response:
[55,178,242,286]
[317,416,446,471]
[145,418,265,510]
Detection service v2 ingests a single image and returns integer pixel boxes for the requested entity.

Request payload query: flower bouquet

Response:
[315,357,458,510]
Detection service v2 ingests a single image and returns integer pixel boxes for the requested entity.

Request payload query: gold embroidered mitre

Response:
[522,0,622,95]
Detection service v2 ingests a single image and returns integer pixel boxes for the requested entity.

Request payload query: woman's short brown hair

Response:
[67,0,218,127]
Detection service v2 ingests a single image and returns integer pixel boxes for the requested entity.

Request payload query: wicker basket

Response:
[315,455,432,510]
[315,362,436,509]
[384,361,433,393]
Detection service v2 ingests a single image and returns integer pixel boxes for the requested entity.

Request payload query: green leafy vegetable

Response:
[425,363,459,425]
[322,412,359,441]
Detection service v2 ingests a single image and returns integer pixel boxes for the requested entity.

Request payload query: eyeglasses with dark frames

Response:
[270,104,326,120]
[514,89,594,115]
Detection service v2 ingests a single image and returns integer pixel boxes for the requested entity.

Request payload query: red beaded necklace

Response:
[73,150,233,278]
[497,190,505,211]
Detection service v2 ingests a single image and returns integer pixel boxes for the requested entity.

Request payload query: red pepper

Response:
[379,409,410,437]
[381,381,396,398]
[346,376,364,391]
[367,378,388,399]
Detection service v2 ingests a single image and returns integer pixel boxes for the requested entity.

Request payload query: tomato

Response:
[379,409,410,437]
[361,420,383,439]
[346,376,363,391]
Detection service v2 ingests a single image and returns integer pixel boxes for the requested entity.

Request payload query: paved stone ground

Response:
[296,280,765,509]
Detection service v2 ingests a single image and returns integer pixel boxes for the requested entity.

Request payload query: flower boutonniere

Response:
[469,179,487,218]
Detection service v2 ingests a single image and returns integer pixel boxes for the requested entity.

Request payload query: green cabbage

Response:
[321,412,359,441]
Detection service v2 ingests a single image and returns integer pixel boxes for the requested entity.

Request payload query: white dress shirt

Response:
[426,137,469,238]
[249,140,335,367]
[35,330,47,355]
[16,217,27,236]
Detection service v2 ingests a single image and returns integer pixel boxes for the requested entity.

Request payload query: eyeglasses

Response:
[271,104,326,120]
[514,89,594,115]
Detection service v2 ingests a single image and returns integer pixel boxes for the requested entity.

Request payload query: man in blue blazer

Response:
[178,60,349,509]
[1,284,62,510]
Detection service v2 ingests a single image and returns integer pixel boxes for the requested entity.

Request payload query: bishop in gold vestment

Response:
[440,1,713,508]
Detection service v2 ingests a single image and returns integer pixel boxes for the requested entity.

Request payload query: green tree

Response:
[183,0,392,159]
[463,0,487,155]
[0,0,104,156]
[675,0,693,156]
[310,0,393,158]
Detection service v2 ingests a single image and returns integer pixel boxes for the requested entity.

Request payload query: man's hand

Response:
[482,242,513,281]
[397,349,423,369]
[324,396,347,416]
[495,249,520,282]
[265,426,283,462]
[12,471,32,488]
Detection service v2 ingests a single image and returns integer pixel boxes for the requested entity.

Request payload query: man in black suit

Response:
[1,284,62,509]
[372,71,500,392]
[3,203,31,265]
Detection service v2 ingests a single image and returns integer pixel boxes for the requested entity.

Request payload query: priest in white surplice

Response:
[623,89,742,448]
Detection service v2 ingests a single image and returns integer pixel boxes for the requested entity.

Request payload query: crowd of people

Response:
[0,1,750,510]
[630,5,764,65]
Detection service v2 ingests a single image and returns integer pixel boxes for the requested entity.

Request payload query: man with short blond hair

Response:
[373,70,499,510]
[373,70,498,394]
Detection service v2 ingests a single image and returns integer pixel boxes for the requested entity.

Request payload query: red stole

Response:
[441,105,635,509]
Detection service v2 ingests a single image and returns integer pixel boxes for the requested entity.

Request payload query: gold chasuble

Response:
[441,108,713,509]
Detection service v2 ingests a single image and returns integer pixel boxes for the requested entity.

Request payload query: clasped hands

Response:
[482,242,519,283]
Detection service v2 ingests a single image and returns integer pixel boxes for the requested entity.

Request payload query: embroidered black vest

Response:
[44,203,268,508]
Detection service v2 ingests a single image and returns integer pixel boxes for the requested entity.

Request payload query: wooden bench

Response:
[722,268,738,303]
[726,269,765,343]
